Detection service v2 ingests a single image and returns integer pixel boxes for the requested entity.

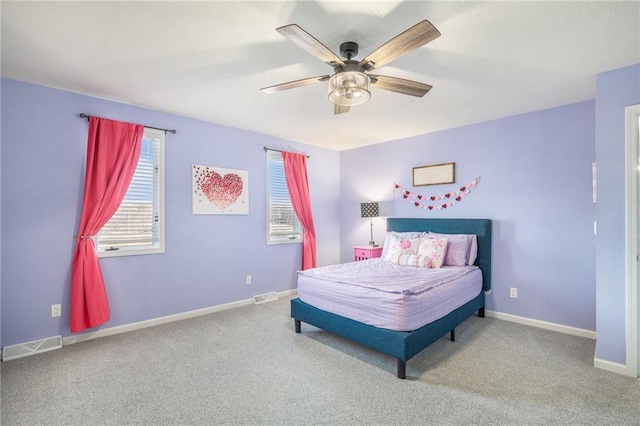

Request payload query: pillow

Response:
[417,237,448,268]
[428,232,477,266]
[381,232,424,258]
[383,233,422,261]
[468,235,478,265]
[427,232,471,266]
[388,253,433,268]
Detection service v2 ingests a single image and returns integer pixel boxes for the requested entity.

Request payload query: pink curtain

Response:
[70,117,144,333]
[282,151,317,270]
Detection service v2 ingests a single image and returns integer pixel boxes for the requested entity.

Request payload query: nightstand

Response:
[353,245,383,261]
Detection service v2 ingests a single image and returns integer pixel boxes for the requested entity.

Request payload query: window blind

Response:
[98,132,160,251]
[267,150,300,243]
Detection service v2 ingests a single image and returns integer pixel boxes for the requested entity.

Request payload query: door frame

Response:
[625,104,640,378]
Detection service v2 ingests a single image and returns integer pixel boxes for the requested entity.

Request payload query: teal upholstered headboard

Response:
[386,218,492,291]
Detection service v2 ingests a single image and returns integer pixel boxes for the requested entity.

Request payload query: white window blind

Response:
[97,127,165,257]
[266,150,301,244]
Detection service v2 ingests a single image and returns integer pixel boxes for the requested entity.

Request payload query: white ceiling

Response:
[2,1,639,151]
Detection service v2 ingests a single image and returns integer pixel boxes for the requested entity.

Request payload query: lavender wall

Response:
[340,101,597,331]
[0,78,340,347]
[595,64,640,364]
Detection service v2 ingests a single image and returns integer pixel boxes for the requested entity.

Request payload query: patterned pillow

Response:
[383,233,422,261]
[381,232,425,257]
[388,253,433,268]
[417,237,448,268]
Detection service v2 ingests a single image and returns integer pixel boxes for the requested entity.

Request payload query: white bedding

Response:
[297,258,482,331]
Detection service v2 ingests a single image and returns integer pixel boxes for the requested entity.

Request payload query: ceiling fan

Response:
[260,20,441,114]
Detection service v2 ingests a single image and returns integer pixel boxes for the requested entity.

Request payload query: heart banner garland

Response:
[395,177,481,210]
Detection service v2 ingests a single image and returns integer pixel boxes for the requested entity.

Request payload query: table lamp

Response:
[360,201,380,246]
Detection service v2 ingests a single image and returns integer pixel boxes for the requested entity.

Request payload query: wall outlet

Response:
[509,287,518,299]
[245,275,252,285]
[51,304,61,318]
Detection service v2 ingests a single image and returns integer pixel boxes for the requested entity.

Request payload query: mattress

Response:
[297,258,482,331]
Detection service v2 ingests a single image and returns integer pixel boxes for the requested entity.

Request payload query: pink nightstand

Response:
[353,245,383,261]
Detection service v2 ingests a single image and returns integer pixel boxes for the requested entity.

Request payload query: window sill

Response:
[97,247,165,258]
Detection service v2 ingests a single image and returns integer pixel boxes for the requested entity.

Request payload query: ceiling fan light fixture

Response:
[328,71,371,106]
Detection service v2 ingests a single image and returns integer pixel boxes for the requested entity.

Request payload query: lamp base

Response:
[368,241,379,247]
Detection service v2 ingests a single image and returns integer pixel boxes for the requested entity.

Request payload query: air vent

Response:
[2,335,62,361]
[253,292,278,304]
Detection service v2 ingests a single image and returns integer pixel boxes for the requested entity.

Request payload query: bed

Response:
[290,218,492,379]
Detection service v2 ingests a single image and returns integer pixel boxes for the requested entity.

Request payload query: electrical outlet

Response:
[245,275,252,285]
[51,304,61,318]
[510,287,518,299]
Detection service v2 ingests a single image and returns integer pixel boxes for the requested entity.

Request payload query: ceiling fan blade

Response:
[369,74,432,97]
[334,104,351,115]
[260,75,330,94]
[277,24,345,67]
[358,20,440,71]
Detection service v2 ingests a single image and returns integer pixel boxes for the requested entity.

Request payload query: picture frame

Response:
[412,162,455,186]
[192,165,249,215]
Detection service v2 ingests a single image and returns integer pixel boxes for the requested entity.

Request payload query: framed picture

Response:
[193,165,249,215]
[413,162,455,186]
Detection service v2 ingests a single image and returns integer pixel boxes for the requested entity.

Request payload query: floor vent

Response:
[253,292,278,304]
[2,335,62,361]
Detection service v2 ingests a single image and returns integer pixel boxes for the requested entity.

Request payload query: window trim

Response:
[97,127,165,258]
[266,150,301,245]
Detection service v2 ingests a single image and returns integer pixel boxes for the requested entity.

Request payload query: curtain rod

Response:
[78,113,177,134]
[263,147,309,158]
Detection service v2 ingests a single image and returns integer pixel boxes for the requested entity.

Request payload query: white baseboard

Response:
[63,289,298,346]
[593,357,633,376]
[485,310,596,339]
[486,310,639,377]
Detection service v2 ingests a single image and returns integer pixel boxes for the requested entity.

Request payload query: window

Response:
[97,127,165,257]
[266,150,301,244]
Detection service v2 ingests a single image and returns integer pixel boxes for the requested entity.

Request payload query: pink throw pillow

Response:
[381,232,425,257]
[418,237,448,268]
[383,233,422,261]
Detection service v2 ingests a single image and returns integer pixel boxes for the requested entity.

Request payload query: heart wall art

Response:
[192,165,249,215]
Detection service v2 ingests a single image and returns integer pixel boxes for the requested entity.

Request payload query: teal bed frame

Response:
[291,218,492,379]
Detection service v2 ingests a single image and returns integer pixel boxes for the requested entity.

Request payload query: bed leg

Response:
[397,360,406,379]
[478,307,485,318]
[294,319,301,333]
[450,329,455,342]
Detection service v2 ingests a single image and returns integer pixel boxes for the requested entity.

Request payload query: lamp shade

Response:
[328,71,371,107]
[360,202,380,218]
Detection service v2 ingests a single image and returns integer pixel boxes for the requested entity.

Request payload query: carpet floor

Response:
[1,296,639,425]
